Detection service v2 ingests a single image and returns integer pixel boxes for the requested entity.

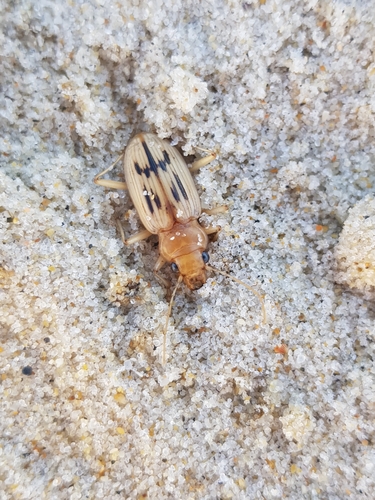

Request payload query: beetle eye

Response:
[171,262,179,272]
[202,251,210,264]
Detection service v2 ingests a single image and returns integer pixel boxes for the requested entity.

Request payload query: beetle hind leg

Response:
[189,148,217,173]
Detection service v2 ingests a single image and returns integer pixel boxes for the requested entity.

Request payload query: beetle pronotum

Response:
[95,133,265,364]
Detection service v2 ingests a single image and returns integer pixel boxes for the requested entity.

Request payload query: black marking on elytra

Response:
[135,162,142,175]
[158,159,167,172]
[150,160,159,176]
[154,194,162,209]
[142,141,160,177]
[143,185,154,214]
[173,173,189,200]
[163,150,171,164]
[170,182,180,202]
[143,166,151,178]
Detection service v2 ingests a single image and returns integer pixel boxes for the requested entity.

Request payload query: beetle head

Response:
[173,250,207,290]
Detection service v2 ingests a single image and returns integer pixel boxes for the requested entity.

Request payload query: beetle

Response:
[94,133,265,364]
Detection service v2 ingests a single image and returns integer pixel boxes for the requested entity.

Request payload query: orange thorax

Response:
[158,220,209,290]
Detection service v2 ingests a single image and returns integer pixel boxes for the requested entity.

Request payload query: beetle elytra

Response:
[95,133,265,364]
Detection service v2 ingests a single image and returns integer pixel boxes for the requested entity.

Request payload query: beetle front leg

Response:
[203,225,221,236]
[200,205,227,239]
[153,256,170,288]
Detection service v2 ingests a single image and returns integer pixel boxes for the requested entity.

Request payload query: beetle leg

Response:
[94,154,128,190]
[203,225,221,236]
[189,149,217,173]
[201,205,228,216]
[116,220,152,246]
[153,256,170,288]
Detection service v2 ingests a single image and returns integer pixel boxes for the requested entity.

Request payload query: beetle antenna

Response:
[206,265,266,325]
[162,274,183,366]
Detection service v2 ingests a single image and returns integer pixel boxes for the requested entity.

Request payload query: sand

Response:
[1,0,375,498]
